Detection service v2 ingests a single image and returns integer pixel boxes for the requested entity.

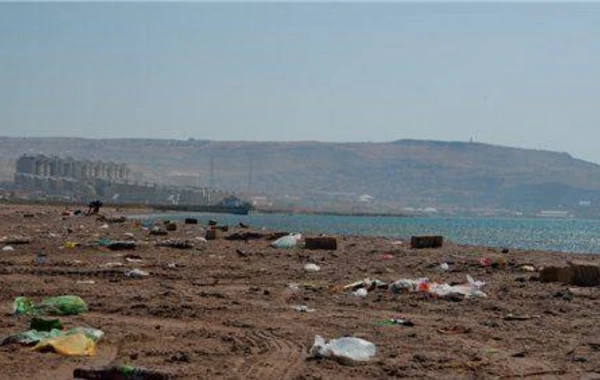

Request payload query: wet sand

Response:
[1,204,600,379]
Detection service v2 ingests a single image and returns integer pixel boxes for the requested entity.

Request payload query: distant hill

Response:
[2,137,600,213]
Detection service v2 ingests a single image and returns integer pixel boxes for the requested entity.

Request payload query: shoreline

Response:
[5,198,597,220]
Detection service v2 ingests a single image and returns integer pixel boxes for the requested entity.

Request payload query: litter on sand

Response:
[389,275,487,299]
[310,335,376,362]
[13,296,88,316]
[270,233,302,248]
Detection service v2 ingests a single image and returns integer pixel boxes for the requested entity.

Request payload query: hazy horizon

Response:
[2,3,600,162]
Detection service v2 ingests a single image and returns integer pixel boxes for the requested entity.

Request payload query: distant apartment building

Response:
[13,154,232,205]
[14,154,131,198]
[15,155,130,182]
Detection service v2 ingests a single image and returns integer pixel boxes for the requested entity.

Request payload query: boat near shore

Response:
[150,203,251,215]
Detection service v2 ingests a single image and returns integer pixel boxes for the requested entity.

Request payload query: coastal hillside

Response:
[1,137,600,212]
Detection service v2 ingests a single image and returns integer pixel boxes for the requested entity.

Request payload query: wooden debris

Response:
[410,235,443,249]
[305,237,338,250]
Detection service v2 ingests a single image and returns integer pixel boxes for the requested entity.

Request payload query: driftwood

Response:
[540,261,600,287]
[410,235,443,249]
[156,240,193,249]
[2,237,32,245]
[225,232,265,241]
[107,241,136,251]
[305,237,338,250]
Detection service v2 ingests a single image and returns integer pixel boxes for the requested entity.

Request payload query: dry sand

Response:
[1,205,600,379]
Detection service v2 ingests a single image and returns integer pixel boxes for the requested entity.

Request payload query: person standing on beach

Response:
[87,200,103,215]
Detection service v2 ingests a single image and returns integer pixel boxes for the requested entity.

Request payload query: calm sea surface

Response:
[131,212,600,254]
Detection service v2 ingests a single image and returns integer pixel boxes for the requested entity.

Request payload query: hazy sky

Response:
[2,3,600,162]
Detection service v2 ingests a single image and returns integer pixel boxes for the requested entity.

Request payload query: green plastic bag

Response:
[13,296,88,316]
[39,296,88,315]
[13,296,34,315]
[97,238,112,247]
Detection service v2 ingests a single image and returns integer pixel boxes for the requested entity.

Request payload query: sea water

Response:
[131,212,600,254]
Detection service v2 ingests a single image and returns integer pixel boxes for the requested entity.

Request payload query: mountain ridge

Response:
[1,136,599,213]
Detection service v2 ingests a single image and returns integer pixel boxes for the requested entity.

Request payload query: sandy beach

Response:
[1,204,600,379]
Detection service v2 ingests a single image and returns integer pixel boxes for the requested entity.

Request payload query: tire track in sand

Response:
[234,329,306,380]
[84,312,307,379]
[35,344,119,380]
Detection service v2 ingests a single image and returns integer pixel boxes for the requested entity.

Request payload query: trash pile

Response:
[389,275,487,299]
[3,327,104,356]
[4,296,104,357]
[341,275,487,300]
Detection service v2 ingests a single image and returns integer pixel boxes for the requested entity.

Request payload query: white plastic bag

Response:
[125,268,149,278]
[270,233,302,248]
[304,263,321,272]
[390,275,487,299]
[310,335,376,361]
[429,275,487,298]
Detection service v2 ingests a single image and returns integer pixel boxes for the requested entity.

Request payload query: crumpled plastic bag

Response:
[125,268,149,277]
[13,295,88,316]
[1,329,62,345]
[310,335,376,361]
[64,241,79,249]
[2,327,103,346]
[430,275,487,299]
[96,238,112,247]
[304,263,321,272]
[33,332,96,356]
[389,275,487,299]
[270,233,302,249]
[389,278,429,293]
[70,327,104,342]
